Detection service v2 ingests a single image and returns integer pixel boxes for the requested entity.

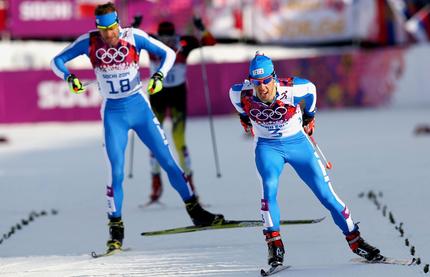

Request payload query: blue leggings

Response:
[102,93,193,218]
[255,131,355,235]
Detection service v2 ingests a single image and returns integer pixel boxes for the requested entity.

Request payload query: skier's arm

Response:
[229,84,246,114]
[229,83,253,134]
[180,33,215,56]
[193,16,216,47]
[292,78,317,135]
[180,16,216,56]
[133,28,175,77]
[292,77,317,116]
[51,33,90,94]
[133,28,176,94]
[51,33,90,81]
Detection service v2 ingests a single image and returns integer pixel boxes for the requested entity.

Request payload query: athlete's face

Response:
[99,24,120,46]
[252,76,277,103]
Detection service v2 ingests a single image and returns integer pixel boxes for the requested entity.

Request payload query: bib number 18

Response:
[107,79,131,94]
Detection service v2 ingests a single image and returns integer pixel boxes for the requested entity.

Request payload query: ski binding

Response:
[91,247,131,259]
[260,264,291,276]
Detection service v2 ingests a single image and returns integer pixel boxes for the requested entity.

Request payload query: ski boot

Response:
[264,230,285,266]
[107,217,124,251]
[185,195,224,226]
[149,174,163,202]
[346,229,381,261]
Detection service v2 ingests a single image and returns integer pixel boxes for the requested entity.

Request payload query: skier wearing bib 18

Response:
[51,1,224,255]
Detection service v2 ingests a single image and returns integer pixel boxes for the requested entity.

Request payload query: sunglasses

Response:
[97,21,119,30]
[250,75,275,86]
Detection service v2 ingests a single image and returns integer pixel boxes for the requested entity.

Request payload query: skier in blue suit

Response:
[51,1,223,253]
[229,51,381,267]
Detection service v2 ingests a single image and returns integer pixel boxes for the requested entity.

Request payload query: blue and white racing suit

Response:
[51,27,194,219]
[229,77,356,235]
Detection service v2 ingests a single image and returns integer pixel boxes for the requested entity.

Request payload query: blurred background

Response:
[0,0,430,125]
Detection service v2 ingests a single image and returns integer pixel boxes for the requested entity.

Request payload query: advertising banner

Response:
[8,0,377,43]
[125,0,203,36]
[0,69,102,123]
[8,0,202,39]
[9,0,109,38]
[0,47,406,124]
[207,0,378,44]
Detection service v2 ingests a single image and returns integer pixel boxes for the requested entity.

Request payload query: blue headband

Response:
[95,11,119,28]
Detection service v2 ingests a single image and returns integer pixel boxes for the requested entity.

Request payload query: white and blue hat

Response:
[249,51,274,79]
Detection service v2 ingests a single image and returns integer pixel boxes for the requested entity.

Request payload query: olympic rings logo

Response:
[95,46,129,64]
[249,106,289,121]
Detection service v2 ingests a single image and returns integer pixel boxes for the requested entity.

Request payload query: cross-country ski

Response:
[141,217,325,236]
[350,256,417,266]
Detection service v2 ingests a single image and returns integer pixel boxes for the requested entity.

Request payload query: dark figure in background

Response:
[146,18,216,204]
[0,136,8,144]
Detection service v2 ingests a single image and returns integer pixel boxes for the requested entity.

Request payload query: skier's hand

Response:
[131,15,143,28]
[147,71,164,95]
[239,114,254,135]
[193,16,206,31]
[303,114,315,136]
[67,74,85,94]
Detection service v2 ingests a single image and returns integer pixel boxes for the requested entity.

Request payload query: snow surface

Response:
[0,106,429,276]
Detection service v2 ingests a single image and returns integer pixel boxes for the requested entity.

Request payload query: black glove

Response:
[193,16,206,31]
[239,114,253,134]
[302,113,315,136]
[132,15,143,28]
[302,113,314,126]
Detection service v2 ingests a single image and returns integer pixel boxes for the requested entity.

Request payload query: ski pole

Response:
[82,80,97,87]
[193,14,222,178]
[128,131,135,178]
[198,46,222,178]
[309,135,332,170]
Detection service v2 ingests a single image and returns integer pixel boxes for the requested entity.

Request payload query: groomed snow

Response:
[0,106,429,276]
